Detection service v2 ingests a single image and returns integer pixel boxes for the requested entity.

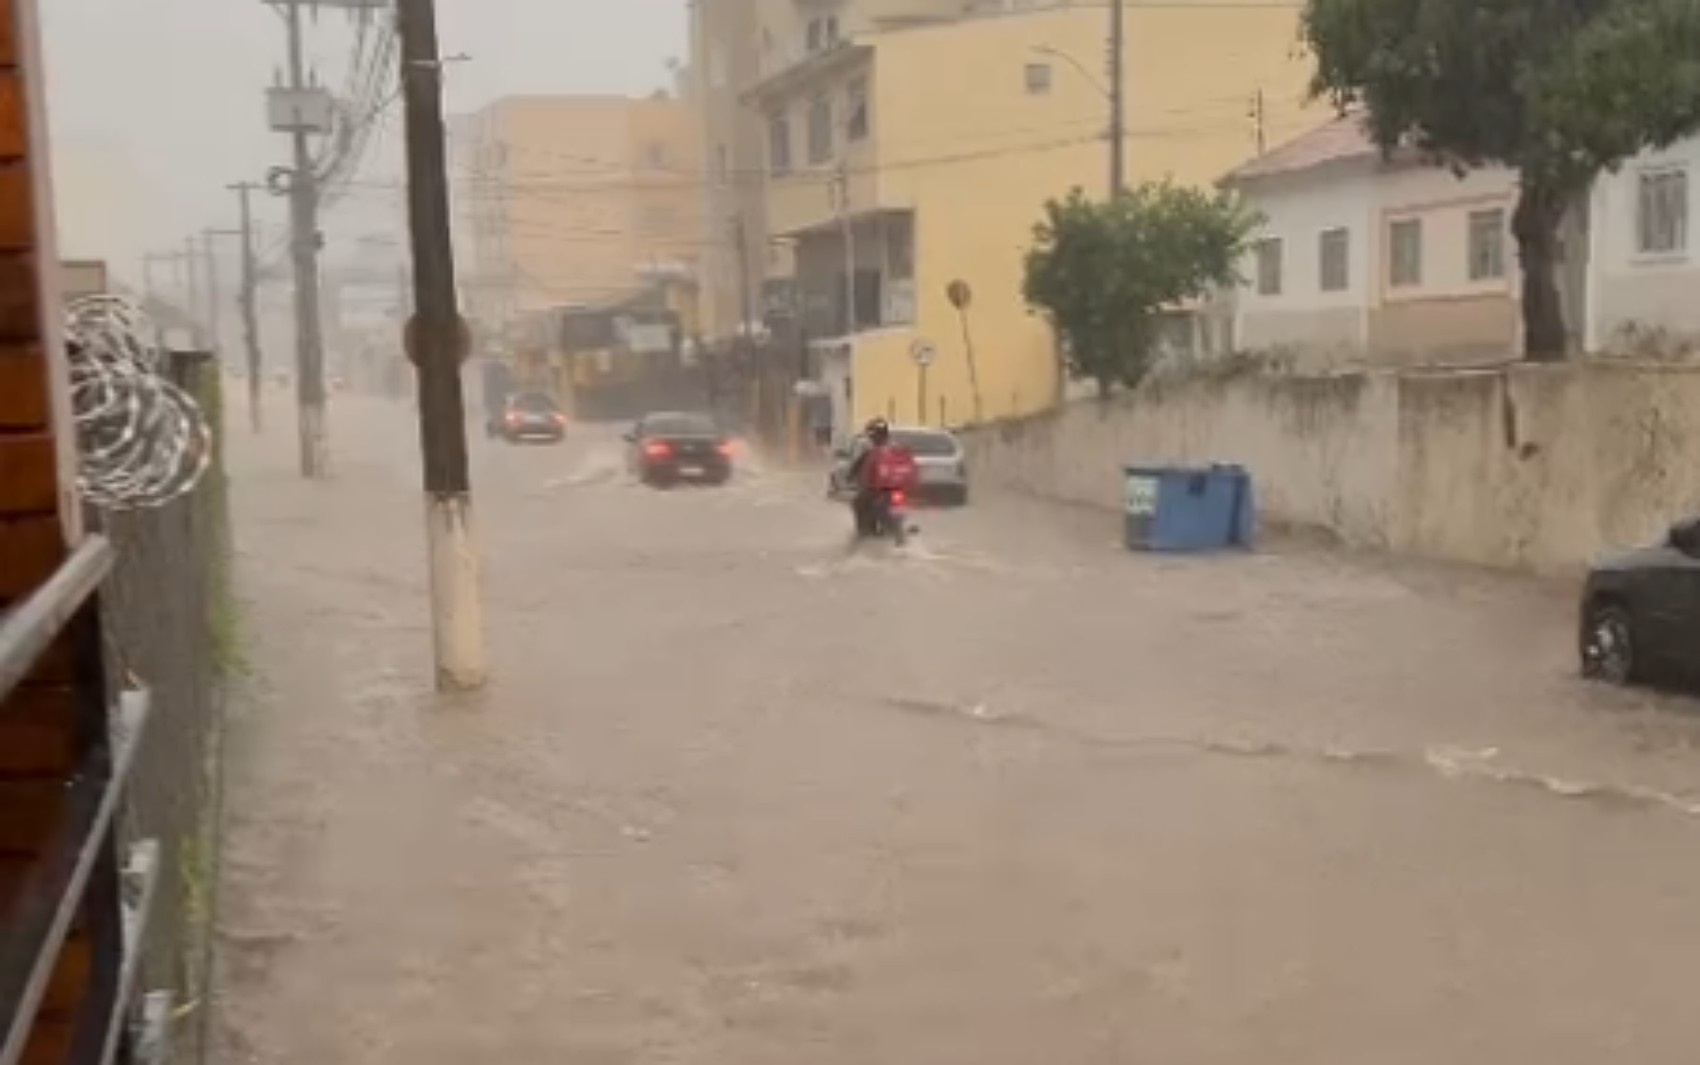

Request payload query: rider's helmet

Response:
[864,417,891,445]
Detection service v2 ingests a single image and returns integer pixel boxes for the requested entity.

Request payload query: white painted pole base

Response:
[300,402,330,478]
[425,492,489,692]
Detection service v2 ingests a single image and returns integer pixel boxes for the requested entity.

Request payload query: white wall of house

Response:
[1587,135,1700,350]
[1233,162,1376,353]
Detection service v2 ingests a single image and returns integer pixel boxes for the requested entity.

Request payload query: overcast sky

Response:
[40,0,687,281]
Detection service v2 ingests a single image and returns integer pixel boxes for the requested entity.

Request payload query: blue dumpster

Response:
[1123,463,1256,552]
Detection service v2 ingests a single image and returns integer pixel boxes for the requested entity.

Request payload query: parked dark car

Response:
[487,391,567,445]
[1580,515,1700,687]
[624,411,733,487]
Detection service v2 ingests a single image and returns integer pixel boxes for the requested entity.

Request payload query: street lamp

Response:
[1032,37,1125,195]
[1032,44,1109,100]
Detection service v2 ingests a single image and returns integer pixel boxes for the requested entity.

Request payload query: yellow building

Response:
[741,2,1323,434]
[448,92,702,341]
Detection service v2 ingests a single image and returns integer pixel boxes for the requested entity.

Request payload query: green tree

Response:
[1023,183,1257,397]
[1303,0,1700,360]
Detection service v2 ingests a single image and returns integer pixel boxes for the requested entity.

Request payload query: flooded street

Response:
[216,395,1700,1064]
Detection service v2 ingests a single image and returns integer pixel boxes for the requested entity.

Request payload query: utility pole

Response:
[397,0,488,692]
[835,163,855,335]
[229,182,266,433]
[1108,0,1126,195]
[184,236,205,345]
[274,0,330,477]
[201,228,224,352]
[1250,88,1267,156]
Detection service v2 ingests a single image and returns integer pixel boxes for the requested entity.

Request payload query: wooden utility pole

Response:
[229,181,265,432]
[397,0,488,691]
[1108,0,1126,195]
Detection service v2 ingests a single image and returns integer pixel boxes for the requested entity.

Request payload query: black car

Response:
[625,411,733,487]
[1580,515,1700,687]
[488,391,567,444]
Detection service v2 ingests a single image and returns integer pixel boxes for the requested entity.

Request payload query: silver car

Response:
[829,426,969,506]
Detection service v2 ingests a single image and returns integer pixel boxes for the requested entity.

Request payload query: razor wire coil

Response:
[64,296,212,511]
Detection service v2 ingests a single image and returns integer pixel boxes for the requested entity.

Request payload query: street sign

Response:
[404,313,472,367]
[910,339,937,367]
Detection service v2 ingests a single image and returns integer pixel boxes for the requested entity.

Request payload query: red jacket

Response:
[858,443,919,491]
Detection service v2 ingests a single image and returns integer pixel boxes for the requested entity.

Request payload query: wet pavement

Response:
[215,393,1700,1064]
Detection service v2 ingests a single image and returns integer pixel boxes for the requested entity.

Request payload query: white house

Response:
[1221,112,1521,366]
[1586,136,1700,351]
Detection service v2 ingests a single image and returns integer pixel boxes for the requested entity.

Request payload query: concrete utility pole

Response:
[184,235,205,344]
[200,228,224,351]
[229,182,266,433]
[397,0,489,692]
[1108,0,1126,195]
[274,0,330,477]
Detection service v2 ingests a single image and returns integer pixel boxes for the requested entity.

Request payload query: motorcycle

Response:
[855,486,911,547]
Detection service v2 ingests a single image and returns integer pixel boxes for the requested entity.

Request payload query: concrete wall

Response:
[960,363,1700,574]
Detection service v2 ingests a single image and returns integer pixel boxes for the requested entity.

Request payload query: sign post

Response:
[910,338,936,426]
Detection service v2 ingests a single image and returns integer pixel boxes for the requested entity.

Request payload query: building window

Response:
[1637,168,1688,255]
[808,93,834,164]
[768,113,792,175]
[806,14,840,53]
[1254,237,1283,296]
[1389,218,1423,287]
[1467,208,1506,281]
[1025,62,1052,95]
[1318,227,1349,292]
[846,77,869,142]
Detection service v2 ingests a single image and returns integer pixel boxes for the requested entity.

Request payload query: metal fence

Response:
[97,358,230,1065]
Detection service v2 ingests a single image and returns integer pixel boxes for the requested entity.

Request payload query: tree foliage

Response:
[1023,183,1257,397]
[1303,0,1700,358]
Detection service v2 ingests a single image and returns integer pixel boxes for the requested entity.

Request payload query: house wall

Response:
[1234,159,1518,365]
[1369,165,1518,360]
[780,3,1326,427]
[1587,135,1700,350]
[1234,163,1375,357]
[957,361,1700,574]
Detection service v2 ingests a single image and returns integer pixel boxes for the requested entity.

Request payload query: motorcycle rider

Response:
[846,417,917,536]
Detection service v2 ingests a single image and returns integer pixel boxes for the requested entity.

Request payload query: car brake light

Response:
[643,440,671,457]
[890,490,906,507]
[505,412,521,426]
[717,441,736,457]
[552,412,567,426]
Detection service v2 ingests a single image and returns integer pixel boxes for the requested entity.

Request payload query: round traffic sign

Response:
[404,313,473,367]
[910,339,937,367]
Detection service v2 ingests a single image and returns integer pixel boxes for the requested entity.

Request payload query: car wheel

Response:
[1581,601,1636,684]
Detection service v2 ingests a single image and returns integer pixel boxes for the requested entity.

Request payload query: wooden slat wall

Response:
[0,0,92,1058]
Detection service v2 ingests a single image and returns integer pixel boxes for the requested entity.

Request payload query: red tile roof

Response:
[1221,110,1380,185]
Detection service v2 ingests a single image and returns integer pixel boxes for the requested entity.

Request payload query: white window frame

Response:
[1318,227,1349,293]
[1254,237,1283,296]
[1389,217,1423,288]
[1637,167,1689,257]
[1467,208,1506,281]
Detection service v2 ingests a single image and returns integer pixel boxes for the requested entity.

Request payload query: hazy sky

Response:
[40,0,687,281]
